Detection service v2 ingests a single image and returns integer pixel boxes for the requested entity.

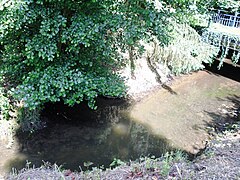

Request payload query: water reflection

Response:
[8,98,171,171]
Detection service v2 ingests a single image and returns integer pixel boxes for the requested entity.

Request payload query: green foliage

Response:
[15,64,126,109]
[160,151,185,177]
[0,0,172,110]
[0,86,11,120]
[210,0,240,12]
[152,23,218,75]
[83,161,94,170]
[139,155,159,170]
[109,158,125,169]
[163,0,213,24]
[202,27,240,68]
[161,152,174,176]
[16,106,44,132]
[168,0,239,27]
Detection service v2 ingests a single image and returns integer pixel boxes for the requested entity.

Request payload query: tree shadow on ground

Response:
[204,95,240,135]
[146,56,177,95]
[188,95,240,159]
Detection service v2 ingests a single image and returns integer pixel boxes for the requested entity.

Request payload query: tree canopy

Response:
[0,0,227,112]
[0,0,174,109]
[210,0,240,12]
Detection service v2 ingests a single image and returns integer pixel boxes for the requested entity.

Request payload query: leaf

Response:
[83,161,93,167]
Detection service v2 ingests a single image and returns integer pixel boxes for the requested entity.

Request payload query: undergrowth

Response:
[7,150,187,180]
[147,23,218,75]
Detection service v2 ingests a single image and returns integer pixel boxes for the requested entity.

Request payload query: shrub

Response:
[0,0,173,110]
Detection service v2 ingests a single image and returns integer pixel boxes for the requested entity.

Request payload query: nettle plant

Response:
[0,0,172,110]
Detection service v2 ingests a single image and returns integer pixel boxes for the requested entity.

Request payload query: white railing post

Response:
[211,10,240,28]
[233,12,237,27]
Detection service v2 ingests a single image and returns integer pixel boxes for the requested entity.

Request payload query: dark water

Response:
[12,98,171,171]
[203,59,240,82]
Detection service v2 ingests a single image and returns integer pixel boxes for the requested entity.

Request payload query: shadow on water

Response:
[6,97,174,172]
[203,59,240,83]
[204,95,240,133]
[189,95,240,159]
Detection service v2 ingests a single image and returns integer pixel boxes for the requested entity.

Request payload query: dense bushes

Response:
[0,0,173,110]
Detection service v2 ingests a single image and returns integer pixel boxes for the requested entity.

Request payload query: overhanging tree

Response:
[0,0,172,109]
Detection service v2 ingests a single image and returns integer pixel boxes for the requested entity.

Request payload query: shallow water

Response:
[130,70,240,153]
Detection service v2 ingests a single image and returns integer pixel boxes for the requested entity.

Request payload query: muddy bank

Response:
[130,70,240,154]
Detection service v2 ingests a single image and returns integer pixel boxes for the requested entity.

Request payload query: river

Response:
[0,67,240,177]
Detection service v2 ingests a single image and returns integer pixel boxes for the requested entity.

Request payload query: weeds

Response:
[161,152,174,176]
[83,161,94,170]
[109,158,125,169]
[7,142,240,180]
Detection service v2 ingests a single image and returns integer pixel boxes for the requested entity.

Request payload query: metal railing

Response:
[212,12,240,28]
[202,30,240,51]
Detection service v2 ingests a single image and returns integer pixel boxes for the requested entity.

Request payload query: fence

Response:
[212,11,240,28]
